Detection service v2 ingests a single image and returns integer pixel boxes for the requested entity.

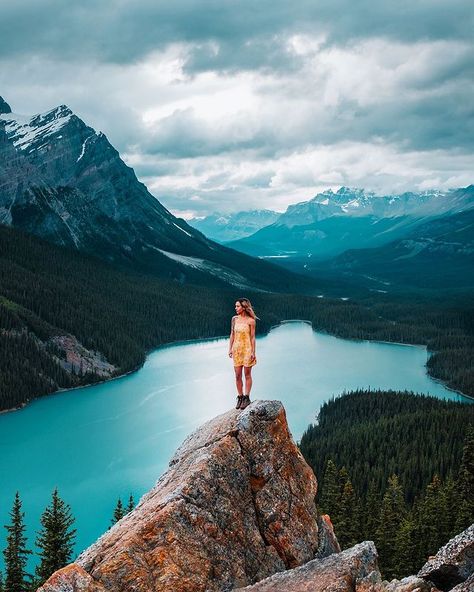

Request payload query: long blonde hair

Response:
[237,298,259,320]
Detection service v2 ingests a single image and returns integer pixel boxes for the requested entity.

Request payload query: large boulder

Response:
[418,524,474,591]
[380,576,441,592]
[234,541,378,591]
[234,543,443,592]
[39,400,319,592]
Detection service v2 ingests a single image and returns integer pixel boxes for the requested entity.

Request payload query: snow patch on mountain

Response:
[156,248,261,290]
[0,105,73,151]
[76,134,95,162]
[172,222,192,237]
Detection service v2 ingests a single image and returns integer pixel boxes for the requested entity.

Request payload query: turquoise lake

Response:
[0,321,470,569]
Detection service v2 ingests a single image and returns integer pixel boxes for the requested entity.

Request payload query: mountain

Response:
[228,186,474,262]
[310,206,474,292]
[188,209,280,243]
[275,186,470,226]
[0,96,309,293]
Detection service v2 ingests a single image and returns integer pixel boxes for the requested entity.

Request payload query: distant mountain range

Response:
[0,96,309,293]
[192,185,474,292]
[226,186,474,261]
[188,209,280,242]
[311,206,474,292]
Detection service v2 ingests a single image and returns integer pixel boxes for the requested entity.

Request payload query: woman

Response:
[228,298,257,410]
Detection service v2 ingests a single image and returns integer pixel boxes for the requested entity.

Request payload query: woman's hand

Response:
[228,351,233,358]
[250,352,256,361]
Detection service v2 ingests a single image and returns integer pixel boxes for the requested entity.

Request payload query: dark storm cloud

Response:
[1,0,473,72]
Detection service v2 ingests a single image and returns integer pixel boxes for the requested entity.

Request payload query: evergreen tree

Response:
[3,492,32,592]
[35,488,76,586]
[126,494,135,514]
[394,511,418,577]
[375,475,406,580]
[318,460,340,520]
[0,570,4,592]
[362,480,381,540]
[111,498,126,525]
[337,479,359,549]
[455,424,474,532]
[417,475,445,558]
[440,476,458,541]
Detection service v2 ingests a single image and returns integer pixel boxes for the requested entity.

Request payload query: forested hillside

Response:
[299,389,474,579]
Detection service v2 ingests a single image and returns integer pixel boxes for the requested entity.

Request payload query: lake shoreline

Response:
[1,321,472,416]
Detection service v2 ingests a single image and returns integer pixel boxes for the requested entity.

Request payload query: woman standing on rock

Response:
[229,298,257,410]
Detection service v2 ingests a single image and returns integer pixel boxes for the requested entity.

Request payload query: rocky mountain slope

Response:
[0,96,308,293]
[37,400,473,592]
[307,207,474,291]
[228,186,474,262]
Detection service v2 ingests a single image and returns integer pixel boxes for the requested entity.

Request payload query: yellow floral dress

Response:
[232,318,256,368]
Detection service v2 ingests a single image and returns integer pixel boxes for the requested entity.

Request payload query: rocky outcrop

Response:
[234,541,378,591]
[377,576,441,592]
[234,543,443,592]
[315,514,341,558]
[48,334,116,377]
[37,399,472,592]
[39,400,320,592]
[418,524,474,591]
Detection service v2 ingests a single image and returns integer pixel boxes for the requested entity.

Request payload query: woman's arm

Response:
[228,316,235,357]
[249,318,256,360]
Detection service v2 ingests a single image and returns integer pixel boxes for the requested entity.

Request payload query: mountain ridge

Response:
[227,186,474,264]
[0,96,310,293]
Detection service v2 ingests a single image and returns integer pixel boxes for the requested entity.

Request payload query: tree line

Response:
[299,390,474,579]
[0,491,135,592]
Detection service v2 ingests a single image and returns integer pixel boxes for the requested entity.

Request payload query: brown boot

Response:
[240,395,250,409]
[236,395,243,409]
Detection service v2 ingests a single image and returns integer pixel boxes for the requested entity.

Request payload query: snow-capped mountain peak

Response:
[276,186,473,228]
[0,103,75,152]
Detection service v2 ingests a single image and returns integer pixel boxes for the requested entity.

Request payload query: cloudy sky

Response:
[1,1,473,217]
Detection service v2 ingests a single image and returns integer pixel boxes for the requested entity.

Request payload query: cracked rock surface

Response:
[418,524,474,591]
[38,400,319,592]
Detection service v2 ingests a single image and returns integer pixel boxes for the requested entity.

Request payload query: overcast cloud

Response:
[1,0,473,217]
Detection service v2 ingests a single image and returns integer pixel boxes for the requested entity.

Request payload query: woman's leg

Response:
[234,365,243,395]
[244,366,253,396]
